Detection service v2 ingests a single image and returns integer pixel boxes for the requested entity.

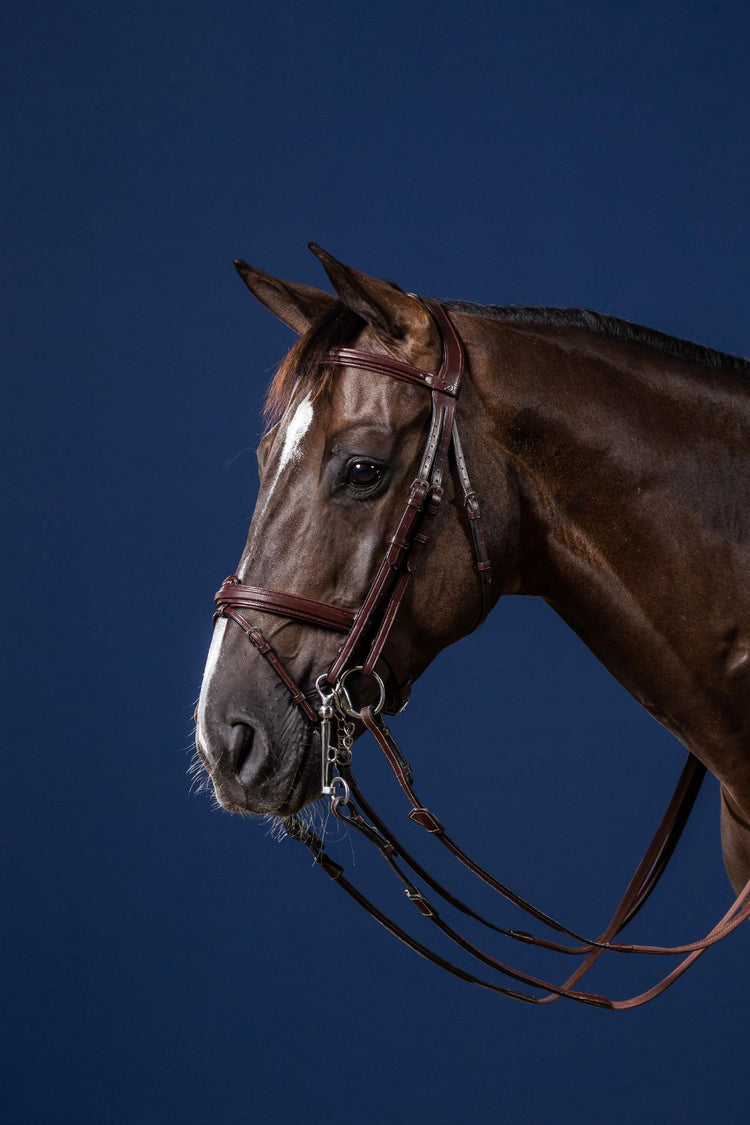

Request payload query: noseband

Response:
[210,298,750,1009]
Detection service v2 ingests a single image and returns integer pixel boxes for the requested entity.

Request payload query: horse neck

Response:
[459,313,750,771]
[461,315,748,586]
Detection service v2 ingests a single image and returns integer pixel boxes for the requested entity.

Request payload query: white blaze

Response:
[247,394,316,542]
[276,394,314,478]
[197,395,316,743]
[197,615,228,746]
[250,396,314,535]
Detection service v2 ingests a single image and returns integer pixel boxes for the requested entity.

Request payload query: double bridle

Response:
[212,297,750,1009]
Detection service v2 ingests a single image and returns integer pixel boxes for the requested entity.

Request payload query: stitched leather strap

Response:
[358,706,696,950]
[452,421,493,627]
[328,348,438,391]
[218,606,319,724]
[301,710,750,1008]
[216,577,356,632]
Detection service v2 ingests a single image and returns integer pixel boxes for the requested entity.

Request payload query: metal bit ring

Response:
[335,666,387,719]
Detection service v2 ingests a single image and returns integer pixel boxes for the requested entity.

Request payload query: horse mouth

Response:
[273,728,322,816]
[196,714,321,816]
[195,660,401,816]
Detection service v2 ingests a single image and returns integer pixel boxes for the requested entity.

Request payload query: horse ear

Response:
[308,243,435,352]
[233,259,335,334]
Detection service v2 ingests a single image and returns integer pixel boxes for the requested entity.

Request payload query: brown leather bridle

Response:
[212,297,750,1009]
[215,297,492,716]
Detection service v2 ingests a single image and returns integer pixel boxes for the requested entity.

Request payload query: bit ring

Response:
[335,666,387,719]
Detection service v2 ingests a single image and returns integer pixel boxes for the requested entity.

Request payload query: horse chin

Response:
[198,705,322,817]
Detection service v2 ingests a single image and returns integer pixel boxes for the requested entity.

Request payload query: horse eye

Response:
[346,460,383,488]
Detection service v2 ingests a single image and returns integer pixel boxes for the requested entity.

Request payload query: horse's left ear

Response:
[309,243,436,354]
[234,259,335,334]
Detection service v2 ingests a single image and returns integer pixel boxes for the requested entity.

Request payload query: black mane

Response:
[445,300,749,376]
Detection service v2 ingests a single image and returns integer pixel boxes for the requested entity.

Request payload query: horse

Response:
[195,244,750,1006]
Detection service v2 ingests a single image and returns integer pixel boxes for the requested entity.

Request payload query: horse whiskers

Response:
[187,754,212,798]
[262,798,353,856]
[262,815,289,842]
[185,722,219,801]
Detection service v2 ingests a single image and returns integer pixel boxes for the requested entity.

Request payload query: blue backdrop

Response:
[5,2,749,1122]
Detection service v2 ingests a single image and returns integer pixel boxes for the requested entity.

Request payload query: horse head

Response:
[195,246,519,815]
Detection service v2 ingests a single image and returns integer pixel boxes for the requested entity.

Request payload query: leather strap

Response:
[452,422,493,627]
[294,710,750,1008]
[328,348,438,391]
[358,707,705,952]
[215,577,356,632]
[218,606,319,725]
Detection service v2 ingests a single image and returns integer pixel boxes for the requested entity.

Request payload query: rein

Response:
[213,298,750,1008]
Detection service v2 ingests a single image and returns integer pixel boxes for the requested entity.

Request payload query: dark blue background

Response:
[5,3,749,1122]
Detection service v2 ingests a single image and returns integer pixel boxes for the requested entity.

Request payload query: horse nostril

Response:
[228,721,256,780]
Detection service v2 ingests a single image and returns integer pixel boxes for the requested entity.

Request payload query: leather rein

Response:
[213,297,750,1009]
